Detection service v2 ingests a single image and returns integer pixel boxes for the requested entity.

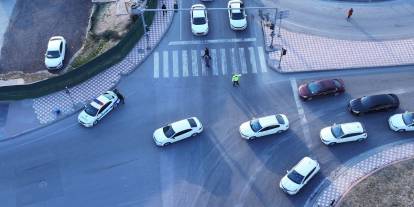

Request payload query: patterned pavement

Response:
[306,141,414,207]
[261,21,414,73]
[33,0,175,124]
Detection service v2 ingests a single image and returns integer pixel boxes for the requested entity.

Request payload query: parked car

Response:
[78,90,121,127]
[45,36,66,70]
[190,4,209,35]
[280,157,320,195]
[227,0,247,30]
[239,114,289,140]
[348,94,399,115]
[388,111,414,132]
[320,122,367,145]
[298,79,345,101]
[153,117,203,146]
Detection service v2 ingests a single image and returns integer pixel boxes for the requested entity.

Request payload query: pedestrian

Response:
[113,89,125,104]
[347,8,353,21]
[232,74,241,87]
[162,3,167,16]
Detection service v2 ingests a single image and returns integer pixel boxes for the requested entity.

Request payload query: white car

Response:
[239,114,289,140]
[388,112,414,132]
[320,122,367,145]
[227,0,247,30]
[45,36,66,69]
[190,4,209,35]
[78,90,121,127]
[153,117,203,146]
[280,157,320,195]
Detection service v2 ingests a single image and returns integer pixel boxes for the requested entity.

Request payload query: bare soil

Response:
[340,159,414,207]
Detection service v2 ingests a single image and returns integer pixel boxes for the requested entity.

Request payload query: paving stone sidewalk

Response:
[305,140,414,207]
[33,1,175,124]
[261,22,414,73]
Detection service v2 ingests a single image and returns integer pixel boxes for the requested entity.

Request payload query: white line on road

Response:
[290,78,312,147]
[153,52,159,78]
[168,38,256,46]
[220,48,227,75]
[231,48,238,74]
[248,47,258,74]
[257,46,268,73]
[163,51,169,78]
[172,50,179,78]
[239,47,248,74]
[191,50,199,76]
[211,49,218,76]
[182,50,189,77]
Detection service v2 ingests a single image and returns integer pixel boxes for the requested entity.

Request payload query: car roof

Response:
[258,115,278,127]
[171,119,192,132]
[191,4,206,17]
[90,94,111,109]
[363,94,395,106]
[340,122,364,134]
[48,37,63,50]
[294,157,318,176]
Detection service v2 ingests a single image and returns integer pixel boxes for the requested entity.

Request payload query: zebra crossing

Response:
[153,46,268,79]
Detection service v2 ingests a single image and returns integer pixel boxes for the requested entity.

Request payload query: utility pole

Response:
[278,48,287,68]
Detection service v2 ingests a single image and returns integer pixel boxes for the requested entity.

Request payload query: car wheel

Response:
[306,97,313,101]
[192,133,198,137]
[163,142,170,146]
[277,130,283,134]
[249,136,256,140]
[334,92,340,96]
[398,129,405,132]
[93,120,98,126]
[328,142,335,146]
[357,138,365,142]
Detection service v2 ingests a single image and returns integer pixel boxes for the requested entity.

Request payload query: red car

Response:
[298,79,345,101]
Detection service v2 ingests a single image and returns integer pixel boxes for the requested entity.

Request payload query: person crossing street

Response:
[232,74,241,87]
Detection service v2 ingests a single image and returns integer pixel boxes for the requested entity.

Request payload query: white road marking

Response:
[182,50,189,77]
[290,78,312,146]
[154,52,159,78]
[231,48,238,74]
[257,46,268,73]
[211,49,218,76]
[168,38,256,46]
[200,50,207,76]
[220,48,227,75]
[172,50,179,78]
[248,47,258,74]
[239,48,248,74]
[191,50,199,76]
[163,51,169,78]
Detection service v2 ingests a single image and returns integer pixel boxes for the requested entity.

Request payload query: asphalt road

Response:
[0,1,413,207]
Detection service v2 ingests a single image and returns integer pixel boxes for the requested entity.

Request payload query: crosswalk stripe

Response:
[220,48,227,75]
[182,50,189,77]
[257,46,268,73]
[163,51,169,78]
[172,50,179,78]
[191,50,199,76]
[239,48,248,74]
[154,52,160,78]
[248,47,258,74]
[231,48,238,74]
[200,51,207,76]
[211,49,218,76]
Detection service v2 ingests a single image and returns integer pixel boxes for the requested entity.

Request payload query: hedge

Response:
[0,0,157,100]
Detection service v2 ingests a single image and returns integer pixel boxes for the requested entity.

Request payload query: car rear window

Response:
[188,118,197,127]
[275,115,285,124]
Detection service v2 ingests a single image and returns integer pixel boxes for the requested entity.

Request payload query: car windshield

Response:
[231,11,244,20]
[163,125,175,138]
[333,79,342,88]
[193,17,206,25]
[250,119,262,132]
[276,115,285,124]
[331,124,345,138]
[287,170,304,184]
[84,104,99,116]
[308,82,323,94]
[46,51,60,58]
[402,112,414,125]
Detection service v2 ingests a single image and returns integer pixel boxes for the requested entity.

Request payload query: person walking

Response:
[347,8,353,21]
[162,3,167,16]
[232,74,241,87]
[113,89,125,104]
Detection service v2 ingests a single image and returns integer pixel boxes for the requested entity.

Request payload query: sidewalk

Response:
[0,0,175,140]
[261,23,414,73]
[305,140,414,207]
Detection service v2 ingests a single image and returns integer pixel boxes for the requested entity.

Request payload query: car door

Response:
[173,129,192,141]
[258,125,279,137]
[340,133,357,143]
[303,167,316,185]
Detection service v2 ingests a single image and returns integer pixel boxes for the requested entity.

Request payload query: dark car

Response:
[298,79,345,101]
[348,94,399,115]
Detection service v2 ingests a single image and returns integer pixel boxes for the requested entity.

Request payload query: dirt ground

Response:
[340,158,414,207]
[0,0,93,74]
